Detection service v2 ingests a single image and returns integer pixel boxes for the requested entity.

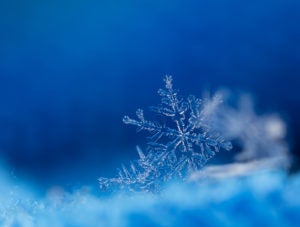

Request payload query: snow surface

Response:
[1,165,299,227]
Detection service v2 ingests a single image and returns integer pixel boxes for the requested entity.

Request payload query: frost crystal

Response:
[99,76,232,193]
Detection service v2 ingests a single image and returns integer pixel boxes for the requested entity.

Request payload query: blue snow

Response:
[1,167,300,226]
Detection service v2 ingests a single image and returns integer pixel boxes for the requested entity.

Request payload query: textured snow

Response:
[1,166,300,226]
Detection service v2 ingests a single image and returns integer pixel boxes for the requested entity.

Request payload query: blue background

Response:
[0,0,299,191]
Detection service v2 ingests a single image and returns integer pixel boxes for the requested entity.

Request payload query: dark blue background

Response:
[0,0,299,190]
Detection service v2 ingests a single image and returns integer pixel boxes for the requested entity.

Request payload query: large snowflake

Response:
[99,76,232,192]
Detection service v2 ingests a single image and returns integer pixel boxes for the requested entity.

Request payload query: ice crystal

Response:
[211,95,290,167]
[99,76,232,192]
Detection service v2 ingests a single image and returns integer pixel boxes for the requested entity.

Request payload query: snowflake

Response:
[99,76,232,193]
[211,94,289,167]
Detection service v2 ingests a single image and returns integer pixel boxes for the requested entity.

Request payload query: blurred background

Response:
[0,0,299,192]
